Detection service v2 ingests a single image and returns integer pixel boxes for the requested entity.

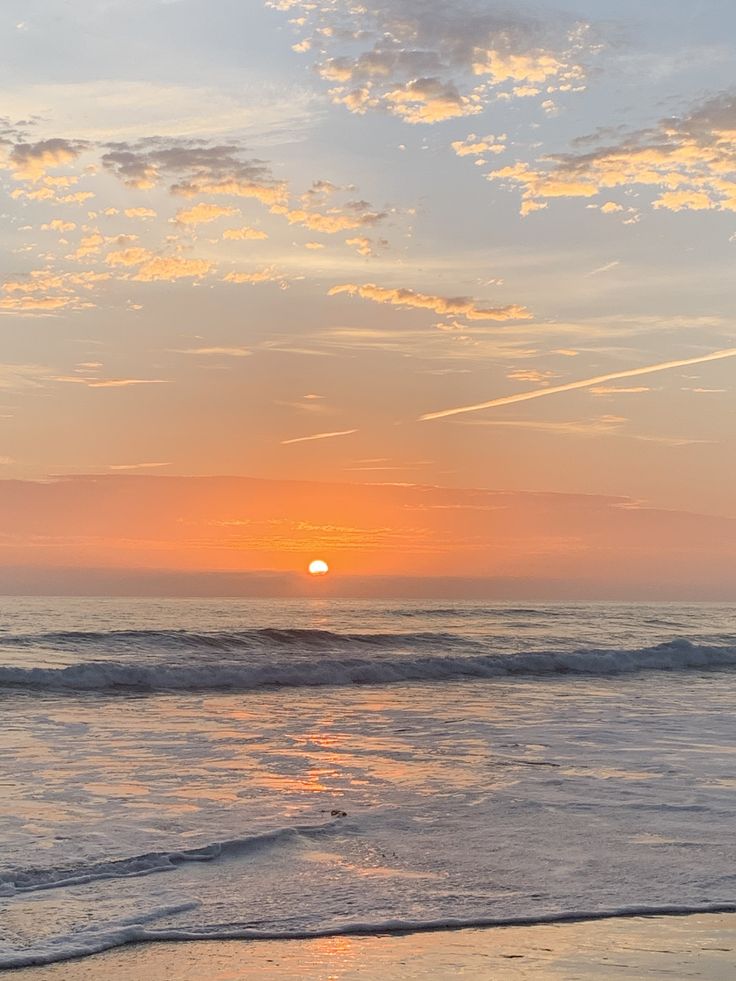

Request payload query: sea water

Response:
[1,598,735,968]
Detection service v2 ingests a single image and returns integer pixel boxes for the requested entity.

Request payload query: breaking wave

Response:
[0,635,735,692]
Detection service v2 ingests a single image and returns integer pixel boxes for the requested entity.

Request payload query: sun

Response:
[308,559,329,576]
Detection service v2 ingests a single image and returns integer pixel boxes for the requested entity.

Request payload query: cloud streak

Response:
[281,428,358,445]
[420,347,736,420]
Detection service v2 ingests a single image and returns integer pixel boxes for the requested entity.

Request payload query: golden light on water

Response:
[308,559,329,576]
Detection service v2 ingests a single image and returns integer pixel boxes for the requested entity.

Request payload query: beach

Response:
[2,598,735,970]
[10,914,736,979]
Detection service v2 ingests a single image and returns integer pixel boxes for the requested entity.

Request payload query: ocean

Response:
[2,598,735,969]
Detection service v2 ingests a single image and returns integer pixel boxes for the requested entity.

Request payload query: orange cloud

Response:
[3,138,86,181]
[105,247,154,267]
[41,219,77,232]
[175,202,240,225]
[132,257,213,282]
[124,207,157,219]
[275,0,593,124]
[328,283,532,322]
[490,94,736,215]
[270,204,386,234]
[55,376,169,388]
[451,133,506,157]
[223,267,282,284]
[222,226,269,240]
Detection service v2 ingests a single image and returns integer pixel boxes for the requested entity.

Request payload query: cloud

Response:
[420,347,736,420]
[223,267,284,285]
[683,387,727,394]
[271,0,595,124]
[590,386,651,395]
[0,80,318,143]
[588,260,620,276]
[1,137,87,181]
[345,235,388,257]
[281,428,358,445]
[102,138,287,205]
[108,462,172,471]
[124,207,157,219]
[328,283,532,322]
[175,202,240,225]
[132,256,214,282]
[462,415,709,446]
[105,247,154,267]
[1,269,107,315]
[0,295,79,313]
[70,232,105,260]
[222,226,268,241]
[270,202,387,234]
[451,133,506,158]
[0,363,52,390]
[490,93,736,215]
[175,347,251,358]
[41,219,77,233]
[55,376,169,388]
[507,368,556,383]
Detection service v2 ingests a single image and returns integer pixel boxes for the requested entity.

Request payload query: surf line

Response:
[8,901,736,970]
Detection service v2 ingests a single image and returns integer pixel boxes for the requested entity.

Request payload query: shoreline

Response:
[7,911,736,979]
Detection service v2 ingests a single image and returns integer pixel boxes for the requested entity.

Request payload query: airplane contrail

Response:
[281,428,357,445]
[419,347,736,421]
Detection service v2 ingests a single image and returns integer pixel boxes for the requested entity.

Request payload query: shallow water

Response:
[1,599,735,968]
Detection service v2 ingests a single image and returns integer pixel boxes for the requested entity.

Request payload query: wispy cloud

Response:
[281,428,358,445]
[55,376,170,388]
[174,347,251,358]
[108,462,172,471]
[587,260,620,276]
[462,416,711,446]
[420,347,736,420]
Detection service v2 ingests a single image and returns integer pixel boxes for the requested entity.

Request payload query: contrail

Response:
[281,428,357,445]
[419,347,736,421]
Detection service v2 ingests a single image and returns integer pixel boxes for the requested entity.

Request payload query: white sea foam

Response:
[0,821,336,897]
[5,902,736,970]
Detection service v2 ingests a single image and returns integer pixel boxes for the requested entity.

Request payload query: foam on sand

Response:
[6,902,736,970]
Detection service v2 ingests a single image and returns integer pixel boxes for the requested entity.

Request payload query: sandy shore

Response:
[8,913,736,980]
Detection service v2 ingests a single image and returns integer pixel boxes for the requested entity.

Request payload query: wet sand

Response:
[9,913,736,979]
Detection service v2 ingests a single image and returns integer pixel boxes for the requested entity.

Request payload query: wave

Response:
[5,900,736,970]
[0,626,468,653]
[0,820,337,898]
[0,638,735,693]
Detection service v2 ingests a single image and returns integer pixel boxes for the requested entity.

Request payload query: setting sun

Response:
[308,560,329,577]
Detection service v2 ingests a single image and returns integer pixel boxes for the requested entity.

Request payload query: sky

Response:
[1,0,736,597]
